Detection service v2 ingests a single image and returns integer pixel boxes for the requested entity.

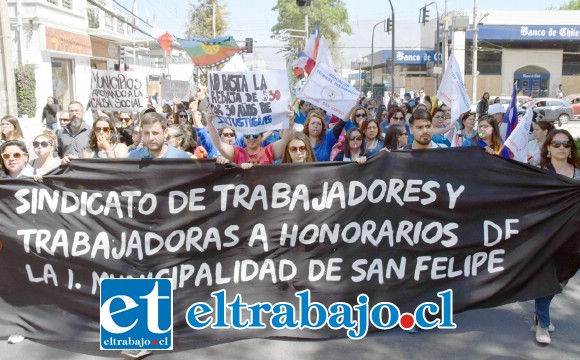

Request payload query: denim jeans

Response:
[535,295,554,328]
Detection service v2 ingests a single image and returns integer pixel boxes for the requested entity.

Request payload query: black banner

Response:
[0,147,578,343]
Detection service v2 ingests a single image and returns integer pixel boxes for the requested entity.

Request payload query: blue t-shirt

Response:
[128,144,191,159]
[313,131,338,161]
[462,138,511,159]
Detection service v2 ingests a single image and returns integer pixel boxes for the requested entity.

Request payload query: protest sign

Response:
[89,70,147,111]
[0,148,578,344]
[208,70,291,134]
[436,55,471,122]
[297,62,360,118]
[160,79,190,100]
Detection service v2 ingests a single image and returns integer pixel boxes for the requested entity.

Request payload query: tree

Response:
[271,0,351,58]
[185,0,229,39]
[559,0,580,9]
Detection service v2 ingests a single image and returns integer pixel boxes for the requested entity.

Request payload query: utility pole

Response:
[387,0,395,94]
[0,0,17,115]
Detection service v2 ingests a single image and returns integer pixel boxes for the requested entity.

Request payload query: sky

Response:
[117,0,573,70]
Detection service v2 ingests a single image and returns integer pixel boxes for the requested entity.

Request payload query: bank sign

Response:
[382,50,442,65]
[466,25,580,41]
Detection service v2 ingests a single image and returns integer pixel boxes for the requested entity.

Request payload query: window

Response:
[46,0,58,5]
[62,0,72,10]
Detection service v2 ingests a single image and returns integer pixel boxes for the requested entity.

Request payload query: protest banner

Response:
[0,148,578,344]
[89,70,147,111]
[160,79,190,101]
[296,62,360,118]
[208,70,291,134]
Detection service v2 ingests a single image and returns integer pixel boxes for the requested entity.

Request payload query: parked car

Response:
[520,98,574,125]
[563,94,580,118]
[470,95,527,114]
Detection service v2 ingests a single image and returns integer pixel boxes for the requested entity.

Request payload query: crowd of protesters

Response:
[0,88,578,353]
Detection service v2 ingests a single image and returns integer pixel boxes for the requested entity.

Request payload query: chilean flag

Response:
[292,24,320,78]
[503,82,518,139]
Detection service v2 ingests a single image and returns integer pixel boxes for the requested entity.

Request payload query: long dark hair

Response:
[344,128,366,158]
[384,124,405,151]
[88,116,119,150]
[540,129,580,168]
[473,115,502,152]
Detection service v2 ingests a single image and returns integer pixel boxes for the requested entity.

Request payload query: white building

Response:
[3,0,192,118]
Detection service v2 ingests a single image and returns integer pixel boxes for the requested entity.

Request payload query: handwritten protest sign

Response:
[89,70,147,111]
[160,79,190,100]
[297,62,360,118]
[208,70,291,134]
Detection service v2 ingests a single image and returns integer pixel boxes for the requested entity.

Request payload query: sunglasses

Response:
[289,146,307,153]
[120,117,131,121]
[222,132,235,138]
[355,113,366,118]
[392,116,404,120]
[1,152,26,160]
[179,114,188,118]
[95,127,111,133]
[244,134,260,139]
[350,136,362,141]
[550,140,571,148]
[33,141,51,148]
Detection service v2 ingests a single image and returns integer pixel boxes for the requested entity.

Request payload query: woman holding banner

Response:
[30,130,62,176]
[533,129,580,345]
[0,140,34,179]
[207,110,295,169]
[281,132,316,163]
[333,128,367,164]
[462,115,510,158]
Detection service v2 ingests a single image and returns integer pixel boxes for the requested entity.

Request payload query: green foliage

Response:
[271,0,351,58]
[14,65,36,118]
[575,137,580,155]
[185,0,229,39]
[559,0,580,9]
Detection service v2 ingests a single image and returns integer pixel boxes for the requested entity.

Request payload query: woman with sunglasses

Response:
[380,107,412,145]
[462,115,510,158]
[333,128,367,164]
[281,132,316,163]
[0,140,34,178]
[174,109,190,126]
[207,110,295,169]
[360,119,383,157]
[192,108,240,159]
[30,130,62,176]
[382,124,408,151]
[532,129,579,345]
[82,116,128,158]
[350,106,368,128]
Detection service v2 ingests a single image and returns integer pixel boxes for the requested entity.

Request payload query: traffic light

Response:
[296,0,312,6]
[421,6,430,23]
[386,17,393,33]
[245,38,253,53]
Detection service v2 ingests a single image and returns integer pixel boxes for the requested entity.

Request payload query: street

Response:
[561,119,580,139]
[1,273,578,360]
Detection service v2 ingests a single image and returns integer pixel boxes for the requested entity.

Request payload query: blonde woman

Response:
[30,129,62,176]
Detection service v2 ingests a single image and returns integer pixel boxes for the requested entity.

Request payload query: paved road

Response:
[1,273,578,360]
[561,119,580,139]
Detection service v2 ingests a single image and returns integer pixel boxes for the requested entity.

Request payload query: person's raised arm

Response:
[272,111,295,159]
[332,107,355,138]
[206,110,235,161]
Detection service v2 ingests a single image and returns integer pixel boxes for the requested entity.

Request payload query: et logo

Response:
[100,278,173,351]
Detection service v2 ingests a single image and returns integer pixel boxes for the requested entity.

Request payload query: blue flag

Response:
[503,83,518,138]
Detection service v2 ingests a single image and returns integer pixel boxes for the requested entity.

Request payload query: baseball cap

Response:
[488,103,505,115]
